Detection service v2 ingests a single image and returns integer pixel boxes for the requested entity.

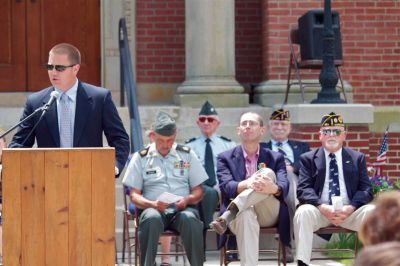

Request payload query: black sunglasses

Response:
[321,129,343,136]
[45,64,76,72]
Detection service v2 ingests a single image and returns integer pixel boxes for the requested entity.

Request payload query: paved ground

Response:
[115,251,347,266]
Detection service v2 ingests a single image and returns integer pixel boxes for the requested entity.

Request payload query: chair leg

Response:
[293,62,305,103]
[336,66,347,102]
[135,228,139,266]
[123,214,133,265]
[281,240,287,266]
[284,58,293,105]
[122,215,126,262]
[277,241,281,266]
[220,244,226,266]
[175,236,179,262]
[127,220,132,265]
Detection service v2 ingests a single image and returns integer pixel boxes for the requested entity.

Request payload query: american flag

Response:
[375,127,389,165]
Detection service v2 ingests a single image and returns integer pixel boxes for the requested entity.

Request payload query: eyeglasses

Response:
[321,129,343,136]
[240,120,260,128]
[45,64,76,72]
[198,117,217,123]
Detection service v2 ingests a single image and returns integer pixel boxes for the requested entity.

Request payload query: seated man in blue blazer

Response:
[295,112,375,266]
[9,43,129,175]
[210,112,291,266]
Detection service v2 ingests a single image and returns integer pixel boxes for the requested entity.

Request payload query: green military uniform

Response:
[122,111,208,266]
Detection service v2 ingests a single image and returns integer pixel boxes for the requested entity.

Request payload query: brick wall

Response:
[264,0,400,106]
[136,1,399,106]
[235,0,263,84]
[136,0,185,83]
[136,0,264,85]
[290,124,400,179]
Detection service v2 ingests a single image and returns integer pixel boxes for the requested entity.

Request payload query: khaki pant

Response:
[294,203,375,265]
[228,168,280,266]
[284,171,298,246]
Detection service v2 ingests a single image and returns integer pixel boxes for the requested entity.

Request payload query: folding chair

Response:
[219,227,286,266]
[311,225,359,261]
[217,193,286,266]
[134,212,187,266]
[284,27,347,104]
[121,186,136,264]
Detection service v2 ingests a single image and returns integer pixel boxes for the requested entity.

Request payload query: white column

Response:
[175,0,248,107]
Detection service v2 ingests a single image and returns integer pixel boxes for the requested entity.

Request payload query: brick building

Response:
[134,0,400,178]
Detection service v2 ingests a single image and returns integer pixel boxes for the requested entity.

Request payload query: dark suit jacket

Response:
[297,147,373,209]
[9,81,130,173]
[216,145,291,247]
[263,140,310,174]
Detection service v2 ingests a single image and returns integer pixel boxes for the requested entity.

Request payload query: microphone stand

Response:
[0,105,49,145]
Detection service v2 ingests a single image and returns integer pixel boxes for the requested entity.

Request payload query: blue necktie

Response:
[328,153,340,203]
[59,93,73,147]
[204,138,216,187]
[277,142,292,165]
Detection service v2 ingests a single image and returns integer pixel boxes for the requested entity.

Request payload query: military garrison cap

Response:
[321,112,344,127]
[154,111,176,136]
[270,108,290,121]
[199,101,218,116]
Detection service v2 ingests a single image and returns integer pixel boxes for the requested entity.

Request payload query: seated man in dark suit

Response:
[263,108,310,260]
[295,112,375,266]
[9,43,129,175]
[210,112,291,266]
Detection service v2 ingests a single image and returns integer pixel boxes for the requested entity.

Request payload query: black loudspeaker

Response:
[298,9,343,60]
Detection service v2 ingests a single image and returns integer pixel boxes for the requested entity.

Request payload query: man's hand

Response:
[319,204,355,226]
[318,204,336,222]
[332,205,355,225]
[153,200,169,212]
[252,175,278,194]
[174,197,188,211]
[286,165,294,173]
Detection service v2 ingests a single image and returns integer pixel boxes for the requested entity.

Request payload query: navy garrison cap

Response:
[199,101,218,116]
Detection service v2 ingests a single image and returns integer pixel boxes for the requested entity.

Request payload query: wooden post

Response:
[2,148,115,266]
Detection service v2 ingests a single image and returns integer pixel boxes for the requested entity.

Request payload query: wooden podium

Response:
[2,148,116,266]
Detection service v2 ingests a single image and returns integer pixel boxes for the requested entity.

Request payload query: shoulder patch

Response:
[185,137,196,144]
[139,147,150,157]
[176,144,191,153]
[219,135,232,142]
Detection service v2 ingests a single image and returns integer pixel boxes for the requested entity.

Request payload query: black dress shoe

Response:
[298,259,308,266]
[226,253,238,262]
[283,246,294,263]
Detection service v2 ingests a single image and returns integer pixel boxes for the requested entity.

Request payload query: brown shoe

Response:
[210,217,228,235]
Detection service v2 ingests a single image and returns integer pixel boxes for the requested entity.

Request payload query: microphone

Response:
[42,91,60,111]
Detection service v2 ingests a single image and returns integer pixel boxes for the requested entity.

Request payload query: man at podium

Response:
[123,111,207,266]
[8,43,129,175]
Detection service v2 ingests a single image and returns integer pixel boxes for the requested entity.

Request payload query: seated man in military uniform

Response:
[122,111,208,266]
